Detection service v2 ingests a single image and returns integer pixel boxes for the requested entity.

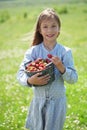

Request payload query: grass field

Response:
[0,1,87,130]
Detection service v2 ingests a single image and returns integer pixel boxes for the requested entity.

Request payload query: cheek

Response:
[40,29,45,35]
[55,27,59,32]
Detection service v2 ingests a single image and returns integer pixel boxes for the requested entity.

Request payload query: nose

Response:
[47,27,52,33]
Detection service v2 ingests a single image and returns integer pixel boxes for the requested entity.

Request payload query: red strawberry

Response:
[47,54,53,58]
[35,58,43,63]
[35,63,39,67]
[38,66,44,70]
[31,62,36,66]
[45,58,51,63]
[39,63,44,67]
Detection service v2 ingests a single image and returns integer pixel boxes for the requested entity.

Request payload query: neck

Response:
[43,41,57,51]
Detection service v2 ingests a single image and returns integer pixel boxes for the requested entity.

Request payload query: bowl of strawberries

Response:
[25,54,55,85]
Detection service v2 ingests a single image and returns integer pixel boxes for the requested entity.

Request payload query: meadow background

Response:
[0,0,87,130]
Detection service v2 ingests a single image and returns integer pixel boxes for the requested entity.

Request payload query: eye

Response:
[52,25,56,28]
[43,25,48,28]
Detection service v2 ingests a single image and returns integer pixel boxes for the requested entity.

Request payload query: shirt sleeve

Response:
[17,49,33,87]
[61,49,78,84]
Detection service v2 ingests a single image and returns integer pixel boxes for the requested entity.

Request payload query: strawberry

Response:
[38,66,45,70]
[27,66,36,71]
[47,54,53,58]
[26,57,52,72]
[45,58,51,63]
[35,63,39,67]
[35,58,43,63]
[39,63,44,67]
[31,62,36,66]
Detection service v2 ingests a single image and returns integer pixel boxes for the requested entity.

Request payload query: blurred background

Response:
[0,0,87,130]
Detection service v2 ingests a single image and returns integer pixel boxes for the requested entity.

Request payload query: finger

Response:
[40,74,50,79]
[43,77,51,84]
[42,76,50,82]
[52,56,60,61]
[39,80,49,86]
[34,72,42,77]
[37,75,51,86]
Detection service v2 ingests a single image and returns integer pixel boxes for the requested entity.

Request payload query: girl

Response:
[17,8,78,130]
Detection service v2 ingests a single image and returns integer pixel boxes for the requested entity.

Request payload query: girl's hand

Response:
[27,73,50,86]
[51,56,66,74]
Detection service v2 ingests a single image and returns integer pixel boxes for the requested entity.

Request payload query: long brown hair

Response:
[32,8,61,46]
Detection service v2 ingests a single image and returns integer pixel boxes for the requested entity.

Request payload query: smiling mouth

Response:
[46,34,55,37]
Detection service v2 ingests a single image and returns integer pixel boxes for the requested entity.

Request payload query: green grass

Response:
[0,1,87,130]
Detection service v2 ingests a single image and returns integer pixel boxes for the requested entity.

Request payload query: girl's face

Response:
[40,18,60,44]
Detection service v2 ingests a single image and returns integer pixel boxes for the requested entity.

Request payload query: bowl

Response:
[25,62,55,86]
